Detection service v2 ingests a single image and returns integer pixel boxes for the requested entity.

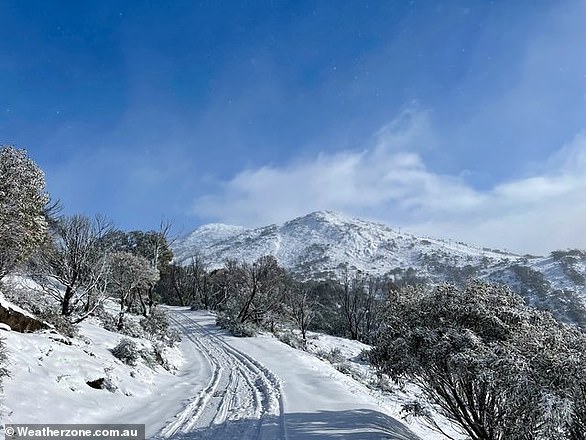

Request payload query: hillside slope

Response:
[175,211,586,325]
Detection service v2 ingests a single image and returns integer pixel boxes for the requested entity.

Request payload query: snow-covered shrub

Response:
[326,347,344,363]
[111,338,140,366]
[38,309,78,338]
[133,342,177,372]
[371,281,586,440]
[315,347,345,364]
[101,315,143,338]
[2,281,45,311]
[150,343,177,371]
[150,344,169,370]
[120,320,144,338]
[97,305,147,339]
[140,308,168,337]
[370,373,394,393]
[276,331,305,350]
[357,348,370,363]
[95,305,119,331]
[333,361,352,375]
[140,308,180,346]
[216,312,258,337]
[0,337,8,389]
[137,346,159,369]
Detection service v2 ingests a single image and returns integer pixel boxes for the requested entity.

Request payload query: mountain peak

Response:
[173,211,586,326]
[174,210,504,277]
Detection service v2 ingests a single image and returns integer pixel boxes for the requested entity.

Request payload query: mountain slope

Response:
[174,211,586,325]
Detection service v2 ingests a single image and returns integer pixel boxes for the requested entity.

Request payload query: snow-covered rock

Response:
[0,295,49,333]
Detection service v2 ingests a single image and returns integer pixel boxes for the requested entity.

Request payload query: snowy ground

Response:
[167,308,420,439]
[1,306,459,439]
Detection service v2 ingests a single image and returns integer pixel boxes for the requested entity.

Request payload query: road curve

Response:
[157,308,421,440]
[156,309,287,440]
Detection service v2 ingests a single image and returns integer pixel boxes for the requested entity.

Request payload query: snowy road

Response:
[157,308,421,440]
[156,309,285,439]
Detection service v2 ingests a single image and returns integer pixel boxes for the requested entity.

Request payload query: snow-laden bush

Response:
[333,361,352,375]
[140,308,180,346]
[38,309,78,338]
[111,338,140,366]
[101,311,144,338]
[371,281,586,440]
[0,337,8,390]
[95,305,119,331]
[276,331,305,350]
[139,343,177,372]
[315,347,345,364]
[357,348,370,363]
[216,312,258,337]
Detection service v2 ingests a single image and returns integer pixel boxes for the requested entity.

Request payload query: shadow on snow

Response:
[160,408,420,440]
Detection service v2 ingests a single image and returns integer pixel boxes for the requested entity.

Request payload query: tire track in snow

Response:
[156,309,287,440]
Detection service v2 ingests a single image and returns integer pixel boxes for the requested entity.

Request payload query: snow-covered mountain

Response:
[174,211,586,325]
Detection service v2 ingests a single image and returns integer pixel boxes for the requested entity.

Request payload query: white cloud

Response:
[193,112,586,255]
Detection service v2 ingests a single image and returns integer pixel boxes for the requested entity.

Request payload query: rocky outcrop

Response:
[0,299,49,333]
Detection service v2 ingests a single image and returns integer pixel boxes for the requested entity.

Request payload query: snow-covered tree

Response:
[32,214,113,318]
[223,255,287,325]
[108,251,159,329]
[285,281,317,340]
[334,271,384,342]
[101,223,173,312]
[0,146,48,279]
[158,254,209,307]
[370,281,586,440]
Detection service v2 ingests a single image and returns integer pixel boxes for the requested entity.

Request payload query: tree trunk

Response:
[138,289,148,317]
[238,282,258,323]
[117,299,126,330]
[61,285,74,316]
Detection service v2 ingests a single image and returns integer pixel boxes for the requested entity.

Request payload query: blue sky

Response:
[2,1,586,253]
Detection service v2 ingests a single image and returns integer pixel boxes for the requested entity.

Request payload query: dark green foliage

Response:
[551,251,586,285]
[102,229,173,273]
[216,312,258,337]
[551,249,586,260]
[510,264,551,295]
[111,338,140,366]
[305,281,347,337]
[38,309,78,338]
[386,267,428,288]
[0,146,48,279]
[157,255,209,307]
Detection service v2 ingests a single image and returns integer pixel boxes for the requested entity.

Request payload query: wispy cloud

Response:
[193,111,586,254]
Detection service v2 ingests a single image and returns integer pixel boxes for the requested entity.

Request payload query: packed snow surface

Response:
[1,306,458,439]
